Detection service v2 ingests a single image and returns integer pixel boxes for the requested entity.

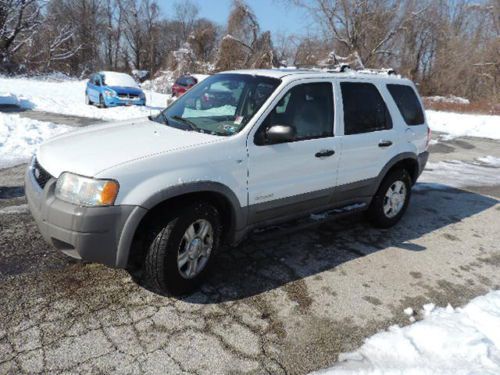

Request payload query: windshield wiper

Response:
[171,115,200,132]
[149,113,169,125]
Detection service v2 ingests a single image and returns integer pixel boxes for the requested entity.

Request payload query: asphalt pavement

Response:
[0,111,499,374]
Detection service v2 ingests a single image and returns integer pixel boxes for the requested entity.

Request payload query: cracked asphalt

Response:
[1,112,499,374]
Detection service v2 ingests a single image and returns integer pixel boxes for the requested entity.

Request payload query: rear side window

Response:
[340,82,392,135]
[387,84,424,125]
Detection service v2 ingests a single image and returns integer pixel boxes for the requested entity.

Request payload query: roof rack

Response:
[357,68,397,76]
[325,65,398,76]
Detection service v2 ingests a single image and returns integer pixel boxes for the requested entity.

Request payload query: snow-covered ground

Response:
[314,290,500,375]
[0,113,73,169]
[426,110,500,140]
[418,156,500,190]
[0,76,170,121]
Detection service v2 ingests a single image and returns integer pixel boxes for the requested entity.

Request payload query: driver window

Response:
[260,82,334,142]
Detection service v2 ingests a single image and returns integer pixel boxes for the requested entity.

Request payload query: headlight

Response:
[55,173,119,206]
[104,90,116,97]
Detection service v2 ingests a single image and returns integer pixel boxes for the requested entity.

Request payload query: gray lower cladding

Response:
[24,167,146,268]
[246,178,375,228]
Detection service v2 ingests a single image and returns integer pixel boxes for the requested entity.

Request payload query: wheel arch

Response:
[116,182,245,269]
[375,153,419,192]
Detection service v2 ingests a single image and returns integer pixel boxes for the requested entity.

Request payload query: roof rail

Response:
[326,64,351,73]
[356,68,397,76]
[324,65,398,76]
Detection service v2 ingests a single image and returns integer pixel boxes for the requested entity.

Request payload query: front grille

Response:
[118,93,139,99]
[32,158,53,189]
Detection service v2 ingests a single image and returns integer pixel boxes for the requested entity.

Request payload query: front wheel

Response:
[143,202,222,295]
[99,95,107,108]
[367,169,411,228]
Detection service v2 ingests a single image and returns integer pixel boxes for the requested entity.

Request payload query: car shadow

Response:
[0,99,35,113]
[171,183,498,304]
[0,186,25,199]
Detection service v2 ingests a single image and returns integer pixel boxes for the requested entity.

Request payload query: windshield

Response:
[152,73,280,136]
[101,72,139,88]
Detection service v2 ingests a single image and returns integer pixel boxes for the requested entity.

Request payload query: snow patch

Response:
[426,110,500,140]
[0,114,73,168]
[418,159,500,190]
[476,156,500,167]
[0,204,29,214]
[100,71,139,88]
[314,290,500,374]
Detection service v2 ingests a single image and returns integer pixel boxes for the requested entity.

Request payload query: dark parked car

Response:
[171,74,208,97]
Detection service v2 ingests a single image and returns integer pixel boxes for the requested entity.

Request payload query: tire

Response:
[143,202,222,295]
[99,95,107,108]
[367,168,412,228]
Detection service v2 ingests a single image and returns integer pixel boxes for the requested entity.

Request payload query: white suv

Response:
[25,69,430,294]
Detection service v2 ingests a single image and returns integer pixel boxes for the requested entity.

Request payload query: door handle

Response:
[378,140,393,148]
[315,149,335,158]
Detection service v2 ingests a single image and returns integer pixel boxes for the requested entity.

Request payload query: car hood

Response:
[37,118,221,178]
[107,86,143,95]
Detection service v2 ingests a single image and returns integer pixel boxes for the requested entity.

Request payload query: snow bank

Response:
[142,72,175,94]
[315,290,500,375]
[0,76,170,121]
[426,110,500,140]
[0,114,72,169]
[424,95,470,105]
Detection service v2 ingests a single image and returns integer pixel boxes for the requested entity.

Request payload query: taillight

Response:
[426,126,432,148]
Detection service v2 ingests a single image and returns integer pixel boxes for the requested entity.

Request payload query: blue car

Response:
[86,71,146,107]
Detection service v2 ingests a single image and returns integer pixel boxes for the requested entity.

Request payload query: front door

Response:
[247,81,340,224]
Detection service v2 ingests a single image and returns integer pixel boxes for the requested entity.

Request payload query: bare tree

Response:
[174,0,199,41]
[215,0,275,70]
[288,0,425,67]
[0,0,41,66]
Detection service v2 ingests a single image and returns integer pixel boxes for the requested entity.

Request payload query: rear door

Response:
[335,80,400,196]
[247,80,340,224]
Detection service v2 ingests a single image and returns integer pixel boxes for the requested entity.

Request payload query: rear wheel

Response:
[143,202,222,295]
[367,169,411,228]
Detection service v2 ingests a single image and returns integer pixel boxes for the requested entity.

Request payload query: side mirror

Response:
[265,124,296,144]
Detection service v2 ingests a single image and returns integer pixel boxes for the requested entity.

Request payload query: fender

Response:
[115,181,246,267]
[374,152,419,192]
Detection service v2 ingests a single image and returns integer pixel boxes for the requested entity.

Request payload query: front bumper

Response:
[24,164,145,268]
[104,95,145,107]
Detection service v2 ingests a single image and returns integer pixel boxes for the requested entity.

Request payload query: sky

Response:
[160,0,313,37]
